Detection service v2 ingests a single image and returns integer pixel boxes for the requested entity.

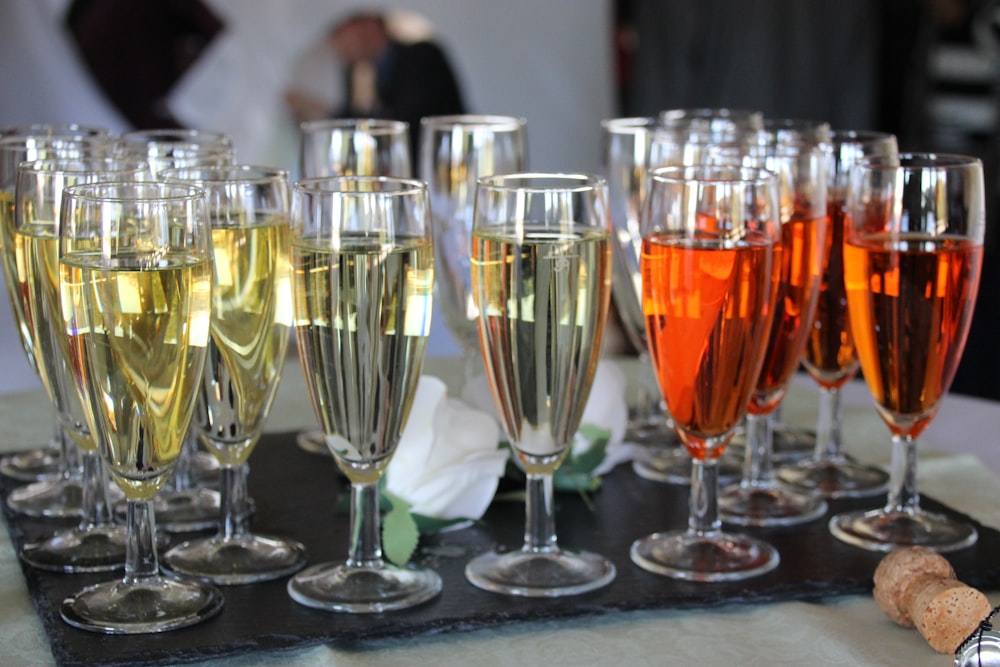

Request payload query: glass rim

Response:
[476,172,605,193]
[1,122,110,137]
[61,180,207,204]
[829,129,897,146]
[600,116,657,133]
[159,164,288,185]
[649,164,778,186]
[299,118,409,135]
[295,175,426,196]
[420,114,526,131]
[119,128,232,146]
[18,156,147,174]
[857,151,983,170]
[0,134,111,153]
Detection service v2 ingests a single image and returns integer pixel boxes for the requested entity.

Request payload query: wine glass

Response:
[116,128,236,531]
[16,156,146,572]
[777,130,898,498]
[828,153,985,552]
[464,173,617,597]
[299,118,411,178]
[0,133,113,517]
[419,114,527,390]
[294,118,412,456]
[160,165,307,584]
[287,176,440,612]
[717,121,829,527]
[58,181,223,633]
[630,165,781,581]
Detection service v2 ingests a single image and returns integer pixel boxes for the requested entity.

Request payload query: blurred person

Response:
[285,11,465,161]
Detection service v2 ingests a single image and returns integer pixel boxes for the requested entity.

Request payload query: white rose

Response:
[386,376,508,520]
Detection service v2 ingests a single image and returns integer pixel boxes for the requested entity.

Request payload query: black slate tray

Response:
[5,432,1000,667]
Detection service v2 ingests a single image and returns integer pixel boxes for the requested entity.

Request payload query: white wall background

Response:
[0,0,615,392]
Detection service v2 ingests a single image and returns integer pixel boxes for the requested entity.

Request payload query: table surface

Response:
[1,354,999,667]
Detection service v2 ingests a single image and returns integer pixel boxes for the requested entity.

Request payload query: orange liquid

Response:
[802,198,857,389]
[844,233,982,438]
[748,213,826,413]
[642,232,774,459]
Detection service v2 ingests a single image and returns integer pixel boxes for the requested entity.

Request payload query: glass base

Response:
[61,575,224,634]
[296,430,328,456]
[632,447,741,486]
[185,450,222,488]
[465,548,616,597]
[288,561,441,613]
[829,507,978,553]
[163,534,307,585]
[20,524,128,573]
[718,482,828,527]
[0,447,63,483]
[777,457,889,499]
[118,488,225,533]
[6,478,85,519]
[630,529,779,582]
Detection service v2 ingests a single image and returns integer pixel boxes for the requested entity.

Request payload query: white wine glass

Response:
[465,173,617,597]
[829,153,985,552]
[16,156,146,572]
[299,118,410,178]
[420,114,527,390]
[58,181,224,633]
[778,130,898,498]
[630,165,781,581]
[287,176,440,612]
[160,165,307,584]
[117,128,234,178]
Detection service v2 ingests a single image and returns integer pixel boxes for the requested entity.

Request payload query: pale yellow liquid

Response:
[197,218,292,465]
[292,234,433,484]
[0,190,37,374]
[60,252,212,499]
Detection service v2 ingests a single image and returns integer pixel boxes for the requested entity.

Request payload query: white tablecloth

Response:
[1,355,998,666]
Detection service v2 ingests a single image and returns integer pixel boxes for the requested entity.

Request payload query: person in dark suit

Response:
[288,11,465,163]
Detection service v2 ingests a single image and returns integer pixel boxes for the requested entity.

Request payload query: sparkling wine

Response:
[472,224,611,473]
[642,232,774,460]
[844,233,982,438]
[15,221,93,450]
[292,234,433,484]
[60,252,212,498]
[0,190,36,372]
[802,197,857,388]
[196,218,292,465]
[748,213,825,413]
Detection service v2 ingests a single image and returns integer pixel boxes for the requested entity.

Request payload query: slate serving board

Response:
[4,431,1000,667]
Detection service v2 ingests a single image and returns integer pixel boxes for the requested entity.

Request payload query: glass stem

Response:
[813,386,844,462]
[688,458,720,536]
[883,434,920,515]
[123,499,158,584]
[524,473,557,553]
[220,464,248,540]
[741,411,775,487]
[79,450,112,529]
[56,424,79,480]
[461,344,482,389]
[346,482,382,568]
[171,431,198,492]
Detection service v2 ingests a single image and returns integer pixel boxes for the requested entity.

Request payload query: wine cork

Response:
[872,546,992,654]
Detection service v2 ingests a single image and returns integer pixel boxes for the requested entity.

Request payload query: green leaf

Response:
[412,513,472,534]
[381,491,419,566]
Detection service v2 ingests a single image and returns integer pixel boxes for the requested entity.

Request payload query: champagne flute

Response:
[287,176,440,612]
[16,156,146,572]
[160,165,306,584]
[295,118,412,456]
[630,165,781,581]
[299,118,411,178]
[829,153,985,552]
[419,114,527,390]
[0,133,113,516]
[778,130,898,498]
[465,173,617,597]
[717,121,829,527]
[58,181,223,633]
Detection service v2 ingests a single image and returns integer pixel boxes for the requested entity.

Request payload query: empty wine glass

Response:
[299,118,411,178]
[59,181,223,633]
[420,114,527,390]
[16,156,146,572]
[464,173,617,597]
[160,165,306,584]
[778,130,898,498]
[630,165,781,581]
[287,176,440,612]
[829,153,985,552]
